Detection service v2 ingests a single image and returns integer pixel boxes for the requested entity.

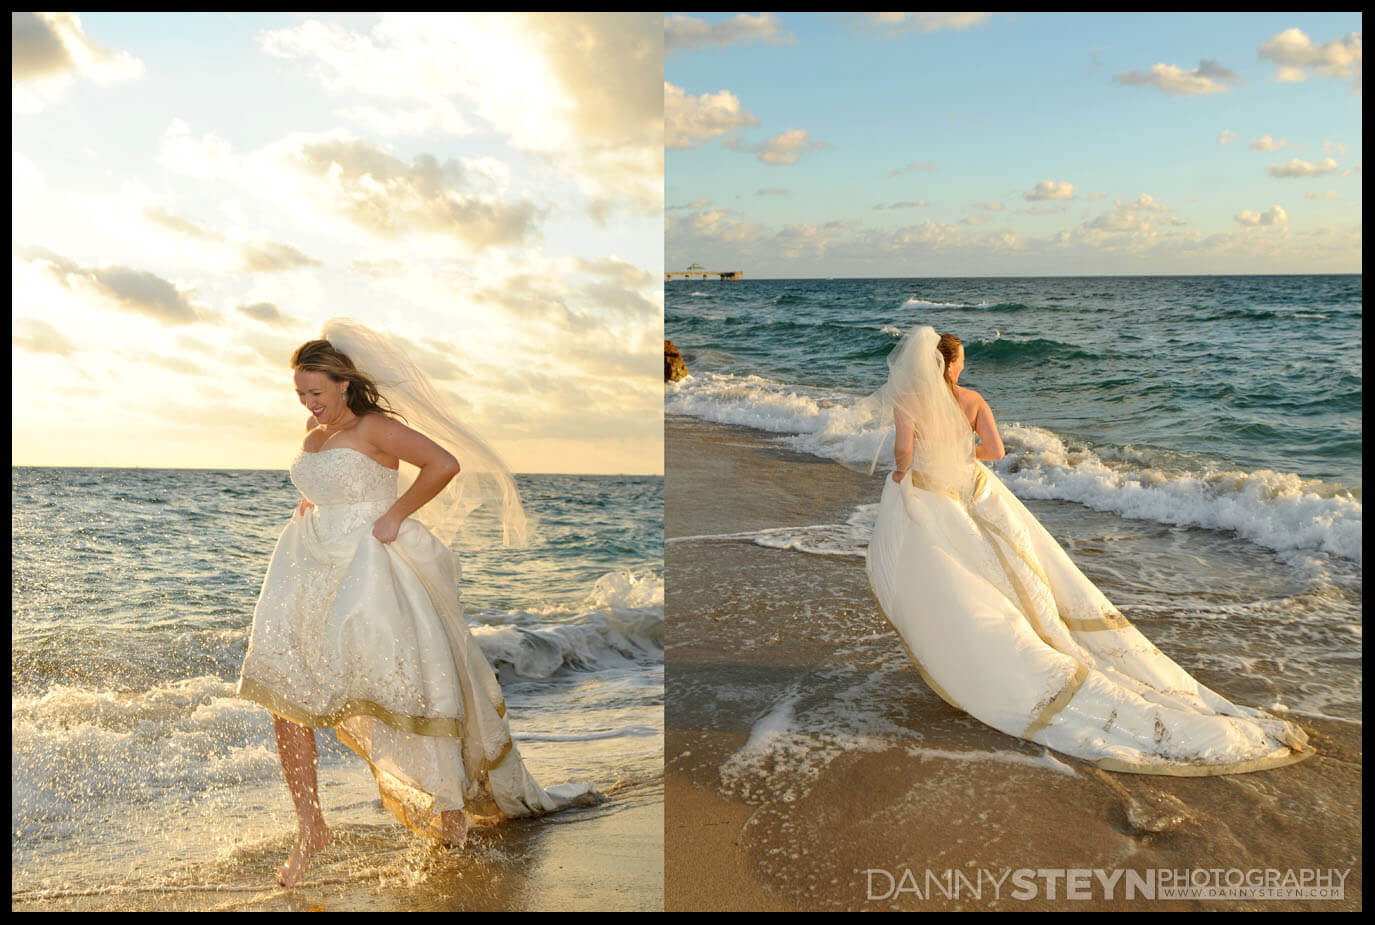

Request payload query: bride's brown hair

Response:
[936,333,962,397]
[291,339,406,422]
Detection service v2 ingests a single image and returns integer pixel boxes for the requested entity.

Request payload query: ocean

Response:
[12,468,663,907]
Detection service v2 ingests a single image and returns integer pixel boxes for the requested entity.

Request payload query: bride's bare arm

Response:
[361,415,461,542]
[973,396,1005,462]
[893,407,914,482]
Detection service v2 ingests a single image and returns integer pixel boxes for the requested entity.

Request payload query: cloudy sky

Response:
[666,12,1361,277]
[13,12,663,473]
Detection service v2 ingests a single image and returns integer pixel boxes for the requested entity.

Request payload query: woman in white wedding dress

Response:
[237,319,597,888]
[864,325,1314,776]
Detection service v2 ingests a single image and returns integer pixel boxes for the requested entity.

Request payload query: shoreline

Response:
[13,779,663,912]
[664,415,1362,911]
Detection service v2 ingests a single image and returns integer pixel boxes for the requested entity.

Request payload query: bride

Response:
[237,319,597,888]
[864,325,1314,775]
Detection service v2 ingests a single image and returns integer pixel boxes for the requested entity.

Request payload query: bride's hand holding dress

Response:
[334,412,461,545]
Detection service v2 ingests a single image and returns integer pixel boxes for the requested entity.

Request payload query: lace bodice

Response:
[290,447,398,536]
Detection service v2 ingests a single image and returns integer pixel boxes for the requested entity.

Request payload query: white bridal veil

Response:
[863,324,975,499]
[322,318,528,546]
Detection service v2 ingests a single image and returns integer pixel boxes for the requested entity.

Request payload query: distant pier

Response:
[665,269,743,280]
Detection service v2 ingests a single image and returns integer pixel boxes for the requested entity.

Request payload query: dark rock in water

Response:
[665,339,688,382]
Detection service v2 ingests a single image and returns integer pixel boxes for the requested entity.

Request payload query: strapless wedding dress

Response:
[866,463,1315,775]
[237,446,598,835]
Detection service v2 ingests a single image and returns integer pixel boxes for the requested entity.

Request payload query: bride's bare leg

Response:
[435,809,468,847]
[272,715,332,888]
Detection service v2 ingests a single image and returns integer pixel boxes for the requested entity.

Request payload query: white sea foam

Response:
[903,745,1079,777]
[667,371,1361,563]
[12,676,282,828]
[902,297,988,309]
[997,423,1362,564]
[471,570,664,678]
[515,724,661,742]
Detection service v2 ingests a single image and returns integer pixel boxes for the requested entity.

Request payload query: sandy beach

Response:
[664,416,1361,911]
[13,776,662,912]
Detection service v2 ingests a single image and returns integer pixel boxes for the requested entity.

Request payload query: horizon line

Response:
[10,463,665,477]
[666,271,1362,280]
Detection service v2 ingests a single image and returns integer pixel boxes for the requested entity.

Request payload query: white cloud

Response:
[887,160,935,178]
[1304,191,1341,200]
[667,196,1358,275]
[755,187,790,197]
[237,302,298,327]
[961,213,991,226]
[1083,193,1178,234]
[752,128,827,166]
[12,12,144,113]
[12,317,77,356]
[665,13,794,55]
[865,13,992,32]
[14,245,209,325]
[1268,157,1340,178]
[665,82,758,150]
[873,200,929,210]
[973,201,1005,212]
[144,205,323,272]
[1219,129,1239,145]
[157,124,545,250]
[1249,134,1299,151]
[1258,28,1362,92]
[336,100,473,137]
[155,119,236,179]
[1112,59,1240,94]
[258,13,663,216]
[1235,205,1288,226]
[1024,180,1075,201]
[288,137,543,247]
[1323,140,1347,155]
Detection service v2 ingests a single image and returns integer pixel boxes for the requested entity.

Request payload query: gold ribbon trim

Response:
[1063,608,1133,633]
[870,591,966,714]
[1022,663,1090,738]
[1093,743,1316,776]
[236,675,464,738]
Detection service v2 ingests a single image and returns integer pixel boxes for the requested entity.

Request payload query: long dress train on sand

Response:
[866,462,1315,775]
[237,446,597,836]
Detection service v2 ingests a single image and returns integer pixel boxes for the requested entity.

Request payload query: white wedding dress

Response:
[866,462,1316,775]
[237,446,598,836]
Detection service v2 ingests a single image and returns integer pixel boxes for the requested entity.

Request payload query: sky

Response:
[666,12,1362,277]
[12,12,664,473]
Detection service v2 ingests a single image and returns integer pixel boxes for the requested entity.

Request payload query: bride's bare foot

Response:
[277,818,331,889]
[433,810,468,848]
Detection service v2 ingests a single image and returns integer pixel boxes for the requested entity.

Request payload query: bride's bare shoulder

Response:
[955,385,987,406]
[355,412,415,441]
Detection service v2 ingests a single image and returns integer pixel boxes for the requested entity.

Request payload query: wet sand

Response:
[13,779,662,912]
[665,416,1362,911]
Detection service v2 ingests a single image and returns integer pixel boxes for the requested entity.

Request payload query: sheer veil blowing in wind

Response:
[860,325,975,499]
[321,319,528,547]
